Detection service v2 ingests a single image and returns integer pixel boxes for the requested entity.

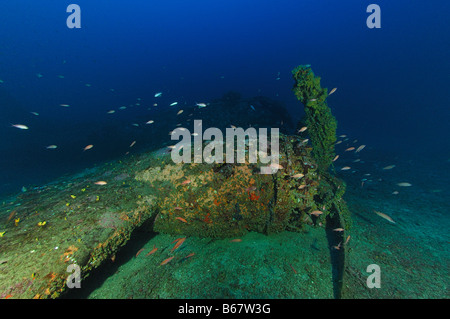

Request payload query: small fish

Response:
[374,211,396,223]
[30,112,39,116]
[171,237,183,244]
[333,228,344,232]
[132,123,139,127]
[289,263,297,274]
[130,141,136,148]
[107,110,115,114]
[170,102,178,106]
[339,135,347,138]
[94,181,107,185]
[154,92,162,97]
[328,88,337,95]
[185,253,195,259]
[146,246,158,256]
[269,163,284,170]
[11,124,29,130]
[344,235,351,245]
[298,126,307,133]
[135,249,144,257]
[46,145,57,149]
[345,147,355,152]
[309,98,317,102]
[175,217,187,223]
[146,120,154,124]
[392,191,399,195]
[250,105,255,111]
[174,207,182,210]
[382,165,396,170]
[397,182,412,187]
[335,140,342,145]
[333,242,342,250]
[59,104,70,107]
[119,106,127,110]
[181,179,191,185]
[341,166,351,171]
[196,103,207,108]
[332,155,339,162]
[230,239,242,242]
[171,237,186,252]
[310,210,323,217]
[177,110,183,115]
[160,256,174,266]
[83,145,94,151]
[355,145,366,153]
[292,173,304,179]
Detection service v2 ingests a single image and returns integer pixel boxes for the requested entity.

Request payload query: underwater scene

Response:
[0,1,448,302]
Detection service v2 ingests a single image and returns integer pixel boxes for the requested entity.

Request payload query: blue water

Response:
[0,0,449,195]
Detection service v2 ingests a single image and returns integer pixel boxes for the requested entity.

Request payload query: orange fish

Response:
[83,144,94,151]
[6,211,16,222]
[171,237,186,252]
[146,245,158,256]
[160,256,174,266]
[185,253,195,259]
[345,147,355,152]
[344,235,351,245]
[175,217,187,223]
[288,263,297,274]
[171,237,183,244]
[135,248,144,257]
[230,239,242,242]
[181,179,191,185]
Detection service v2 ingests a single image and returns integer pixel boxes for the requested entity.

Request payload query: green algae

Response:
[292,65,337,174]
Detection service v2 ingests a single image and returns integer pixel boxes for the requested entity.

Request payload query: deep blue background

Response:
[0,0,449,195]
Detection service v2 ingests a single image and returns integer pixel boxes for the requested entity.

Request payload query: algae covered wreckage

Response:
[0,65,351,299]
